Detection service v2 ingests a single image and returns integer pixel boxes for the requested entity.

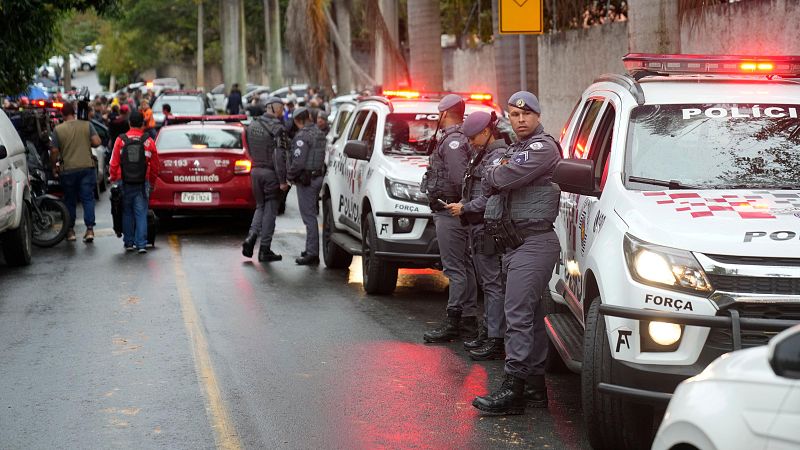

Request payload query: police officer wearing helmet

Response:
[421,94,479,343]
[287,106,327,265]
[472,91,561,415]
[241,96,290,262]
[445,111,507,360]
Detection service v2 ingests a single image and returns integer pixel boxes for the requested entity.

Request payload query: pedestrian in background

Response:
[140,100,156,140]
[50,102,102,243]
[109,111,159,253]
[241,97,290,262]
[446,111,508,361]
[287,107,326,265]
[226,83,242,115]
[161,103,174,127]
[472,91,562,415]
[421,94,479,343]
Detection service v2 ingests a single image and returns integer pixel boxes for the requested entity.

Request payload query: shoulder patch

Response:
[512,151,529,164]
[448,140,460,150]
[293,148,302,158]
[296,140,304,147]
[529,142,543,150]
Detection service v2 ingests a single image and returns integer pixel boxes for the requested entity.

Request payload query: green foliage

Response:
[0,0,115,95]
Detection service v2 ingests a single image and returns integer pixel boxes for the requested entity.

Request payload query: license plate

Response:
[181,192,212,203]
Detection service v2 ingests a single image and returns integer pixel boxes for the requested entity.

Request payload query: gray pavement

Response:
[0,190,589,449]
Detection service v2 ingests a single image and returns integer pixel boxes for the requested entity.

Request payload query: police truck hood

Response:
[383,154,428,183]
[616,189,800,258]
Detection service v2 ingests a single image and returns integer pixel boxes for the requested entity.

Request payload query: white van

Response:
[0,109,33,265]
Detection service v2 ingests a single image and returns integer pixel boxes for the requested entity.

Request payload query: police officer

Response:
[472,91,561,415]
[287,107,327,265]
[241,96,290,262]
[445,111,507,360]
[421,94,479,343]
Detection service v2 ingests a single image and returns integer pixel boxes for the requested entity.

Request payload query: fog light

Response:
[393,217,414,233]
[648,321,682,346]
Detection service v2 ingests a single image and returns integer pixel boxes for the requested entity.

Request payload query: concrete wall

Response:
[537,22,628,133]
[443,46,498,95]
[681,0,800,55]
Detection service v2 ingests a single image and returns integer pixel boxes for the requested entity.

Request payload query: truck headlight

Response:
[385,178,428,205]
[623,234,713,295]
[648,321,682,346]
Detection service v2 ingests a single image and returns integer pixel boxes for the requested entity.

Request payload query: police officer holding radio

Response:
[288,107,327,265]
[445,111,508,360]
[241,96,290,262]
[472,91,562,415]
[421,94,479,343]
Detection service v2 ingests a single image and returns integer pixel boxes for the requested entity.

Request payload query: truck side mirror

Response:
[552,159,600,197]
[0,145,7,159]
[769,325,800,380]
[344,140,369,161]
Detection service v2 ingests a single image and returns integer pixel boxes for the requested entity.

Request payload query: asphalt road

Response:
[0,191,590,449]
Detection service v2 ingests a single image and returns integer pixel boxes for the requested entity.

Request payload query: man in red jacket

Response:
[109,111,160,253]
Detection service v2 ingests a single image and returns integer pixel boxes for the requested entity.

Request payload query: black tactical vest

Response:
[246,116,280,170]
[302,125,327,172]
[424,126,467,200]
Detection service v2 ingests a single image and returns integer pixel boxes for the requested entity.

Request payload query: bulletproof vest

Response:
[246,116,279,170]
[425,126,465,200]
[464,140,507,202]
[302,125,327,172]
[506,134,561,225]
[120,134,147,184]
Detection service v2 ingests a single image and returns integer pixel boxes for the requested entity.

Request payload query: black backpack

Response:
[120,134,147,184]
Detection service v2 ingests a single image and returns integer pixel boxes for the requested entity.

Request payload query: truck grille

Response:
[706,303,800,351]
[707,274,800,296]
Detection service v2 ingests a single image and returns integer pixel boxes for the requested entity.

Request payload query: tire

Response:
[361,213,398,295]
[2,203,33,266]
[31,198,69,248]
[322,196,352,269]
[542,289,571,374]
[582,297,656,450]
[81,63,91,71]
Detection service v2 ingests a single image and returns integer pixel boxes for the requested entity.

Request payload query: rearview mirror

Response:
[769,325,800,380]
[552,159,600,197]
[0,145,7,159]
[344,140,369,161]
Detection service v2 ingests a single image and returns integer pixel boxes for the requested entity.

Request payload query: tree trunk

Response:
[267,0,283,89]
[406,0,442,91]
[238,0,247,91]
[333,0,353,94]
[220,0,240,94]
[197,0,205,91]
[63,54,72,91]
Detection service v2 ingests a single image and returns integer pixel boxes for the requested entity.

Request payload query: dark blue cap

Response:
[461,111,493,138]
[263,96,283,106]
[293,106,309,120]
[508,91,541,114]
[438,93,465,112]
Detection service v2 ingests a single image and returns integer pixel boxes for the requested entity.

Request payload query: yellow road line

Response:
[168,235,242,450]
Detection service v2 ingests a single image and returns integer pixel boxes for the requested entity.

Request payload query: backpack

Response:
[120,134,147,184]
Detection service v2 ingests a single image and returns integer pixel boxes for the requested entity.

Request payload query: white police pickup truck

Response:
[321,91,500,294]
[0,109,32,266]
[543,54,800,450]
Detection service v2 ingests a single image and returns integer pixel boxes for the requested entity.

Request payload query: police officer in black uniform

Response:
[287,107,327,265]
[241,96,290,262]
[445,111,508,360]
[422,94,479,343]
[472,91,561,415]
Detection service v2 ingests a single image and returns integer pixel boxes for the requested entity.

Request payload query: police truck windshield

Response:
[626,103,800,189]
[382,113,438,156]
[152,97,204,116]
[157,128,243,150]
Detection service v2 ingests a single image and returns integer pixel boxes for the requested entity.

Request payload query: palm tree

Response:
[406,0,443,91]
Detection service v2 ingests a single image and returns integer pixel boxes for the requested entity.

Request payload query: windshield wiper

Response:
[627,176,704,190]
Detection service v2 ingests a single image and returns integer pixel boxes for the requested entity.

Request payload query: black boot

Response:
[524,374,548,408]
[472,374,526,415]
[241,231,258,258]
[463,323,488,350]
[295,254,320,265]
[469,337,505,361]
[423,311,461,343]
[460,315,479,340]
[258,247,282,262]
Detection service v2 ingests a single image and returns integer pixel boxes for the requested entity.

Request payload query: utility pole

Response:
[238,0,247,91]
[197,0,205,91]
[266,0,283,89]
[333,0,353,94]
[220,0,241,94]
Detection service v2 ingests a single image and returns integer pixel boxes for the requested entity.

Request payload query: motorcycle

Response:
[26,143,69,247]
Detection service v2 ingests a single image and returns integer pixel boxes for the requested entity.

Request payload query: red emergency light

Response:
[166,114,248,125]
[623,54,800,78]
[381,90,495,104]
[383,90,420,99]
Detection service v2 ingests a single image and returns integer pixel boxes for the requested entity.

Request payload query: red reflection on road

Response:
[331,342,487,449]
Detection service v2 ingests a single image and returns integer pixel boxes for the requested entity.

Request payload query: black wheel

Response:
[542,289,571,374]
[2,203,33,266]
[583,297,656,450]
[31,198,69,247]
[322,196,352,269]
[361,213,397,295]
[81,63,91,71]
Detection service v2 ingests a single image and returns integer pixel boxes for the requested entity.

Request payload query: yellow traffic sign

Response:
[499,0,544,34]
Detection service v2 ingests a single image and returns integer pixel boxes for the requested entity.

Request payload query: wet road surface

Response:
[0,192,590,449]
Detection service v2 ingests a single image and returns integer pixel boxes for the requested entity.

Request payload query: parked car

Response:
[321,90,501,294]
[653,324,800,450]
[0,109,33,266]
[152,91,214,127]
[47,54,80,74]
[207,83,259,113]
[543,53,800,450]
[149,116,254,218]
